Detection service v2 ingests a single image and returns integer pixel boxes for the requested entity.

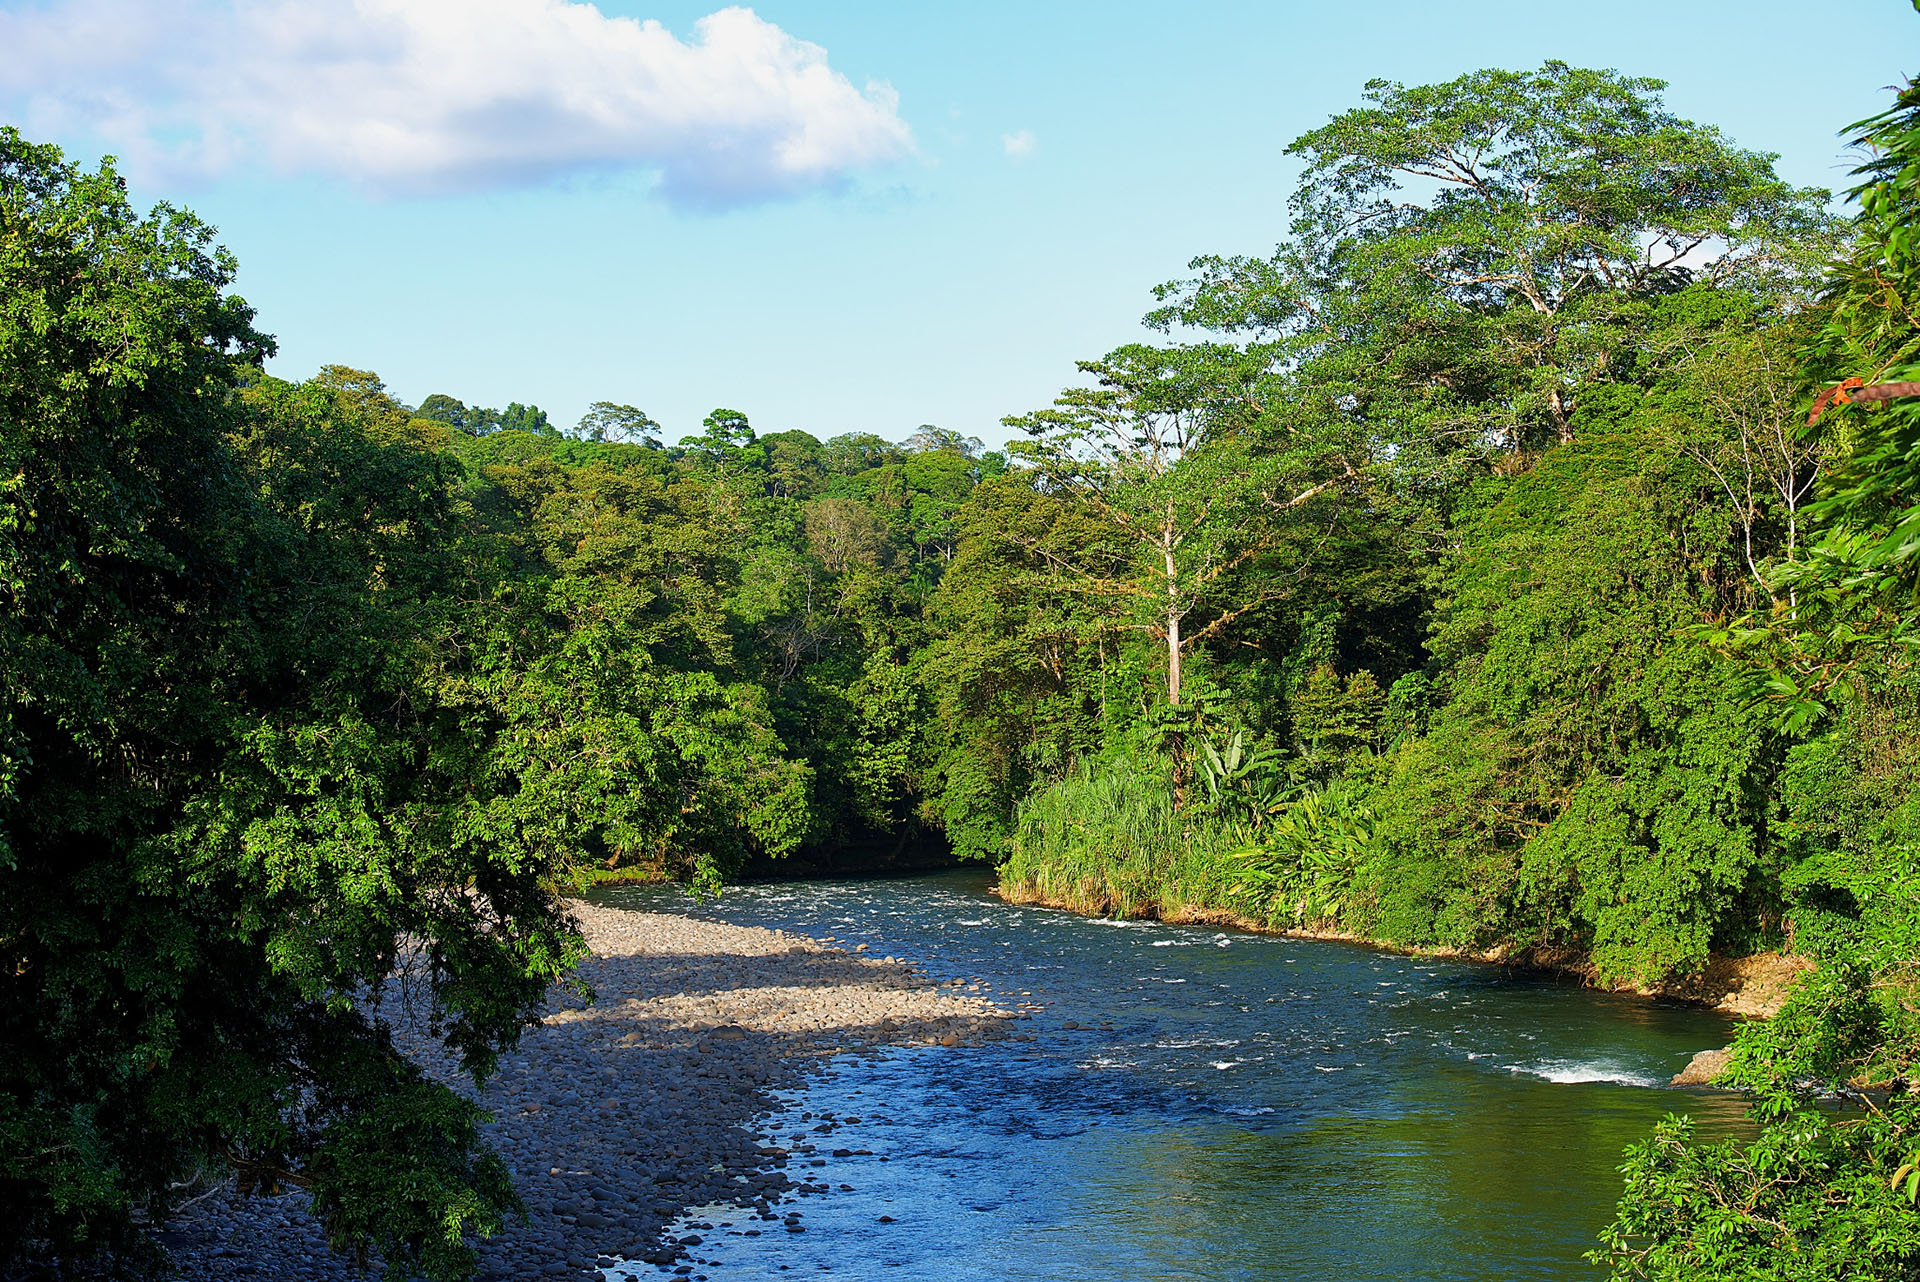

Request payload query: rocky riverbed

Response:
[158,902,1020,1281]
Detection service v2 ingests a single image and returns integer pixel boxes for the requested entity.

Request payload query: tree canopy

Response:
[6,47,1920,1282]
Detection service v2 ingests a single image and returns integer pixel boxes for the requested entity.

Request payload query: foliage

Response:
[1595,742,1920,1278]
[575,400,660,446]
[986,64,1821,987]
[413,395,553,438]
[1193,730,1289,824]
[1357,385,1789,982]
[1153,61,1832,460]
[1594,54,1920,1280]
[0,133,579,1277]
[1796,77,1920,610]
[1288,664,1383,772]
[6,45,1920,1282]
[999,735,1375,935]
[0,128,975,1278]
[1002,341,1366,712]
[1597,1107,1920,1282]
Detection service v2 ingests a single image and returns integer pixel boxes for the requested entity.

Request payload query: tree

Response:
[898,449,975,571]
[846,650,921,832]
[905,425,982,457]
[1290,664,1384,767]
[1597,63,1920,1281]
[681,407,764,471]
[496,401,553,437]
[1005,342,1355,708]
[760,429,828,498]
[804,496,893,579]
[1787,68,1920,617]
[0,131,588,1279]
[1646,295,1823,606]
[415,392,474,429]
[575,400,660,446]
[414,394,505,436]
[920,474,1119,856]
[1362,392,1787,981]
[1153,62,1831,459]
[822,431,902,475]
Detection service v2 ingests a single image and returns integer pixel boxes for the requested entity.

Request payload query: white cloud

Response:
[0,1,914,207]
[1001,129,1036,161]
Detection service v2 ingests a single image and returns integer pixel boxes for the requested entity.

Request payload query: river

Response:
[594,868,1745,1281]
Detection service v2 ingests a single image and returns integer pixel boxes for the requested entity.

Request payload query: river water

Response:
[596,868,1744,1282]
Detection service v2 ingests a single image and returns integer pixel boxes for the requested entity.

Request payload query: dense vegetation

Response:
[3,43,1918,1282]
[0,124,996,1275]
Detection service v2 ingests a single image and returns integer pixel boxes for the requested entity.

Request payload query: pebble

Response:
[154,902,1014,1279]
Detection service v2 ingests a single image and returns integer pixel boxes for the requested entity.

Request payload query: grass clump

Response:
[999,737,1376,935]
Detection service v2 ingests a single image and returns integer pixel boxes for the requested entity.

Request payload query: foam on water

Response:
[591,868,1743,1282]
[1505,1059,1666,1088]
[1087,1055,1140,1070]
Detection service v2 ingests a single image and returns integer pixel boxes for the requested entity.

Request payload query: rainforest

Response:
[4,41,1920,1282]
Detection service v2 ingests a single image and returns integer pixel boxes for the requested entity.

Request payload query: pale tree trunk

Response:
[1167,608,1183,706]
[1163,535,1182,706]
[1549,387,1572,445]
[1161,526,1189,810]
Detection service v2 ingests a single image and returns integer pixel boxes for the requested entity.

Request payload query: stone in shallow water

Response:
[1670,1047,1732,1086]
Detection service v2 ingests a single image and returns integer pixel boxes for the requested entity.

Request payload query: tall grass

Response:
[998,746,1375,934]
[999,751,1186,918]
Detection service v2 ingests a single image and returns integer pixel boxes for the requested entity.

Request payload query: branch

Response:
[1185,588,1289,648]
[1005,535,1149,600]
[1263,461,1357,511]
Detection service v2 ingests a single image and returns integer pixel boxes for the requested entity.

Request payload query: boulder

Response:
[1671,1047,1733,1087]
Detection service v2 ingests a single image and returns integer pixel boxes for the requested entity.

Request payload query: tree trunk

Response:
[1549,387,1572,445]
[1167,611,1182,706]
[1164,539,1182,706]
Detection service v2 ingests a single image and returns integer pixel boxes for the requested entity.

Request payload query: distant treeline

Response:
[5,51,1920,1282]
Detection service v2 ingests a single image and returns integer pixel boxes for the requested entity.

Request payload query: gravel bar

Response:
[157,901,1020,1280]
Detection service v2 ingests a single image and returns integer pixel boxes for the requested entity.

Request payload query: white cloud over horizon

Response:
[0,0,914,207]
[1001,128,1036,160]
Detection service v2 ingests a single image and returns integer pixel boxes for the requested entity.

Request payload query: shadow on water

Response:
[593,869,1749,1282]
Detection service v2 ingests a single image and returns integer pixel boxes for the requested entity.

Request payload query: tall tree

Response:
[1153,62,1831,461]
[0,132,586,1279]
[1005,342,1356,708]
[680,407,764,471]
[495,401,552,436]
[1598,67,1920,1282]
[575,400,660,446]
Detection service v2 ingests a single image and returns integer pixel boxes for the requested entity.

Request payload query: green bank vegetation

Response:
[5,38,1919,1282]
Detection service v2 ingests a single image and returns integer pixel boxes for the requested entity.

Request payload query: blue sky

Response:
[3,0,1916,448]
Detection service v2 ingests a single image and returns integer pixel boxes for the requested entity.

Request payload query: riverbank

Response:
[995,876,1807,1019]
[545,870,1750,1279]
[160,902,1018,1281]
[577,834,963,889]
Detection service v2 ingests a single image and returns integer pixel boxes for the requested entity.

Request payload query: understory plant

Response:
[1001,729,1374,934]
